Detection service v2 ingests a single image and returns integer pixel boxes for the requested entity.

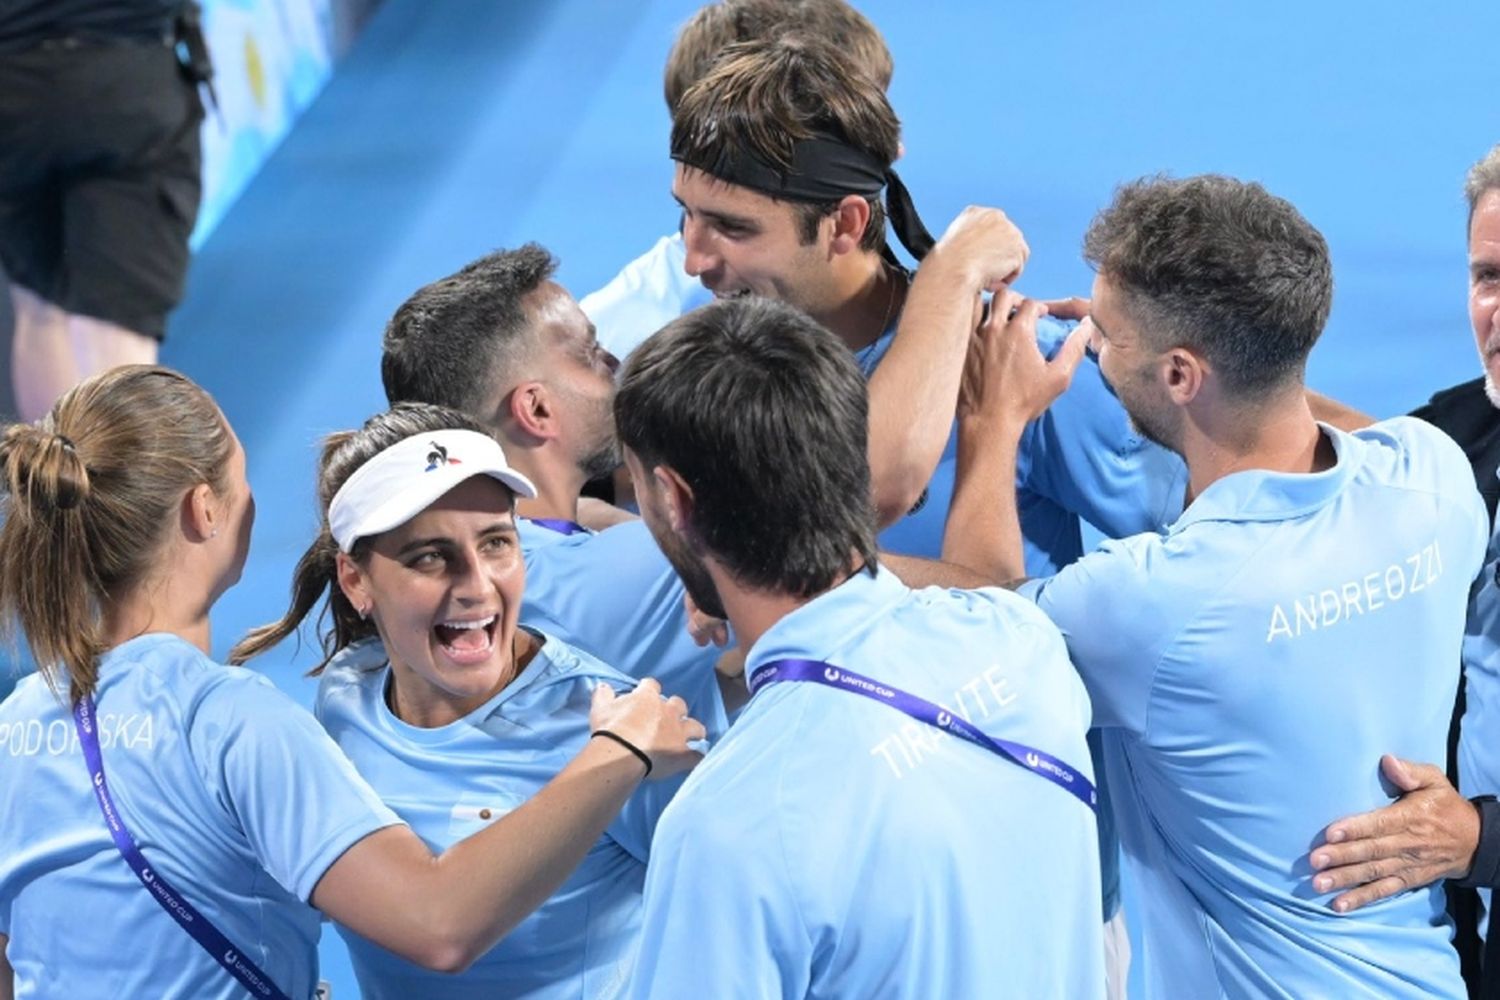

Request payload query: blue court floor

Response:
[12,0,1500,995]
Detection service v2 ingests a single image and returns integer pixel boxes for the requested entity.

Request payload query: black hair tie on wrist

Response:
[591,729,653,778]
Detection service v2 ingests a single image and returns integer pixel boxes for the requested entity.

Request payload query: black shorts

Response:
[0,38,203,340]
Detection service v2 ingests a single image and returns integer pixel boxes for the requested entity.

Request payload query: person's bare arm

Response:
[880,552,1002,590]
[945,413,1027,583]
[942,298,1090,581]
[1308,755,1479,912]
[0,934,12,1000]
[867,207,1028,528]
[576,497,638,531]
[1307,390,1373,432]
[311,681,704,973]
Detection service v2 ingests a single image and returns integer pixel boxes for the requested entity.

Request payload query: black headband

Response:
[672,134,935,261]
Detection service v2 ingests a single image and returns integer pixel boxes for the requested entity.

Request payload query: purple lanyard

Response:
[524,517,590,536]
[73,695,293,1000]
[748,658,1097,812]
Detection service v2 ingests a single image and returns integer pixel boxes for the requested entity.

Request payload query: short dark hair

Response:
[615,296,877,598]
[381,244,557,413]
[663,0,893,113]
[1083,174,1333,395]
[671,35,899,254]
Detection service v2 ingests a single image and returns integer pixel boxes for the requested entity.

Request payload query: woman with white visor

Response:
[233,402,702,999]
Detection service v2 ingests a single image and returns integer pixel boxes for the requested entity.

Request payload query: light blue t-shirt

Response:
[518,516,729,740]
[0,633,401,1000]
[316,631,682,1000]
[629,567,1104,1000]
[1021,418,1487,999]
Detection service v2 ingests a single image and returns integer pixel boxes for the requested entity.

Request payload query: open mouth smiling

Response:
[433,614,499,664]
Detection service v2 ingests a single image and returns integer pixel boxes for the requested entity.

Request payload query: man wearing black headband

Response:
[667,34,1186,571]
[582,0,893,364]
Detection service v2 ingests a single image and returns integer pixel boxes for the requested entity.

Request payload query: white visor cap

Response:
[328,428,537,553]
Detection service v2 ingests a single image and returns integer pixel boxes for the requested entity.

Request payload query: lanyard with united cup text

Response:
[73,694,293,1000]
[748,658,1097,812]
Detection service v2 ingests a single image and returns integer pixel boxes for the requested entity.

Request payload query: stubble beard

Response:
[658,526,729,621]
[1481,333,1500,408]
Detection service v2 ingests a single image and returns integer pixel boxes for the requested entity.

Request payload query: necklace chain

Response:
[857,263,904,368]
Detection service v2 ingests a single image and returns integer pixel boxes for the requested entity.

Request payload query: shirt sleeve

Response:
[629,796,812,1000]
[189,671,403,901]
[1015,318,1188,539]
[1020,535,1174,734]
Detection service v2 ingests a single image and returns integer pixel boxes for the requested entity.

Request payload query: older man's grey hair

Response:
[1465,143,1500,225]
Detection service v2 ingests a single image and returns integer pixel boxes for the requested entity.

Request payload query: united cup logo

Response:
[823,667,840,682]
[141,867,154,884]
[936,712,952,727]
[225,950,238,966]
[1024,752,1040,768]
